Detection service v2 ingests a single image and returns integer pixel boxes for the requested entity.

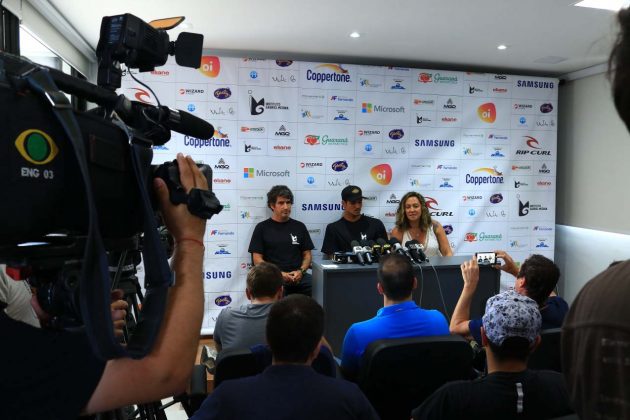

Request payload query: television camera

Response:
[0,13,220,360]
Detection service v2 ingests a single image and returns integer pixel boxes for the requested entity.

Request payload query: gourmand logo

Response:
[304,135,320,145]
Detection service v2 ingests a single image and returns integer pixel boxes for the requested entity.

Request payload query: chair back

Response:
[214,348,261,388]
[528,328,562,372]
[358,335,473,420]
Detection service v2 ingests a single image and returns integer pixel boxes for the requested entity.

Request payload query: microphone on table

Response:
[377,238,391,255]
[350,240,366,266]
[368,240,381,262]
[360,240,374,265]
[405,240,427,263]
[388,237,414,262]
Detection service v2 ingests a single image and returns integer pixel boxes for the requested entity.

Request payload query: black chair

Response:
[358,335,474,420]
[214,348,261,388]
[214,345,337,388]
[528,328,562,372]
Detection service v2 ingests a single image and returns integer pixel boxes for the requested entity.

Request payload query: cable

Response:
[418,261,424,307]
[430,261,450,322]
[126,65,162,108]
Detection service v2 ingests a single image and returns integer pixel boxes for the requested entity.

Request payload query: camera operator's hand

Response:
[110,289,128,339]
[154,153,207,244]
[86,153,206,414]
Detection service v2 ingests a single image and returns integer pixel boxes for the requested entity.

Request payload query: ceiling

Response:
[49,0,620,77]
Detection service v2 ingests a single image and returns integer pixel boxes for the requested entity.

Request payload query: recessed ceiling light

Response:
[497,44,508,50]
[349,32,361,38]
[574,0,630,11]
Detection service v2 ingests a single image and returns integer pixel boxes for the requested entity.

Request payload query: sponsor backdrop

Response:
[122,55,558,334]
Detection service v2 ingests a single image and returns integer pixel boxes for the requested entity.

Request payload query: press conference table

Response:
[311,256,500,355]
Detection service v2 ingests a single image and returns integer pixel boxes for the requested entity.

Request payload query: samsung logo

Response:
[516,80,555,89]
[301,203,343,211]
[205,271,233,279]
[414,139,455,147]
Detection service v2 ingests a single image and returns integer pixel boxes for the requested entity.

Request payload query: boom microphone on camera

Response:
[141,103,215,140]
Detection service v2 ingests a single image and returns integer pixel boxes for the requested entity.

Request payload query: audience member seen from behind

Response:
[561,10,630,418]
[389,192,452,257]
[413,290,573,419]
[248,185,315,296]
[340,253,449,380]
[192,295,379,420]
[0,154,208,418]
[213,262,283,353]
[450,251,568,345]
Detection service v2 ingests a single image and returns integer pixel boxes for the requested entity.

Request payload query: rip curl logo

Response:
[130,88,152,104]
[524,136,541,149]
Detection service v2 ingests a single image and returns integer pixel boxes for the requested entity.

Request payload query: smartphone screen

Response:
[476,252,496,265]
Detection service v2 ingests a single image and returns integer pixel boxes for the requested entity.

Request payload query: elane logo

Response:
[477,103,497,123]
[199,56,220,77]
[370,164,392,185]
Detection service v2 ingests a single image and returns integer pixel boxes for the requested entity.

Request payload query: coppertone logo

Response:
[465,167,504,186]
[214,88,232,99]
[389,129,404,140]
[214,295,232,307]
[306,64,351,83]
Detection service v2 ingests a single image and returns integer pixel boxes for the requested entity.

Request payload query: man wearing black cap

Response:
[321,185,388,257]
[412,290,573,419]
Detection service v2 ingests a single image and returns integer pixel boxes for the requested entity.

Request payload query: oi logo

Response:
[370,164,392,185]
[477,102,497,123]
[199,56,220,77]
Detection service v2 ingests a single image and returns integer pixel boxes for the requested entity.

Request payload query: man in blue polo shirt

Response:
[340,253,449,380]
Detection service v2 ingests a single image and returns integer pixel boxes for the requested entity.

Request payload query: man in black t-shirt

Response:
[412,290,573,420]
[249,185,314,296]
[321,185,387,257]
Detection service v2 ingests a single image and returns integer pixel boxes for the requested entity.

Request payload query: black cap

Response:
[341,185,364,201]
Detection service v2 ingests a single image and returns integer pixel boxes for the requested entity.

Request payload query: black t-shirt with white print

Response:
[248,218,314,272]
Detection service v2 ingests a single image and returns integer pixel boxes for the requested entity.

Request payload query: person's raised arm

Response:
[85,153,207,413]
[449,258,479,340]
[494,250,519,277]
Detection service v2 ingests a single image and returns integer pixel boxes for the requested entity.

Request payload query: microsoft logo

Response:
[361,102,373,113]
[243,167,255,178]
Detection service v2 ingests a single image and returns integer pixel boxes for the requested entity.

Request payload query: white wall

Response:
[556,72,630,302]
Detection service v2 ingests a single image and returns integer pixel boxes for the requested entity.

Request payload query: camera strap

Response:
[26,68,171,360]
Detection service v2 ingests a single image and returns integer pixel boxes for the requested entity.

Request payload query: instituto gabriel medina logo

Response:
[15,129,59,165]
[370,164,392,185]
